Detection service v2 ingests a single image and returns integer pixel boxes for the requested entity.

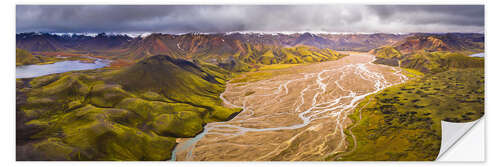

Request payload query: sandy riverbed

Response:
[174,53,408,161]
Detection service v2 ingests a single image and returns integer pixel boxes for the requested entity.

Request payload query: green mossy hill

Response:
[16,55,241,160]
[400,51,484,73]
[334,68,484,161]
[370,46,402,59]
[218,57,252,72]
[16,48,61,66]
[372,47,484,74]
[21,105,177,160]
[238,45,346,65]
[371,47,402,66]
[16,48,99,66]
[17,48,40,66]
[110,55,224,93]
[122,35,347,72]
[208,46,346,72]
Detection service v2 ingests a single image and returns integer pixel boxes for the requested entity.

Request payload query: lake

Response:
[16,58,110,78]
[469,53,485,57]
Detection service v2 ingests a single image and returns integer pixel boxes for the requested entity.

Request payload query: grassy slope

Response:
[130,43,347,73]
[16,55,241,160]
[334,44,485,160]
[228,47,347,83]
[16,48,64,66]
[372,46,484,73]
[371,47,402,67]
[16,48,42,66]
[16,48,100,66]
[335,68,484,161]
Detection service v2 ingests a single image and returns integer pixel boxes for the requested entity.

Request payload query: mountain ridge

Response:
[370,33,484,73]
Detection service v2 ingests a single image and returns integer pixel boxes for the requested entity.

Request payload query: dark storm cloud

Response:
[16,5,484,34]
[367,5,484,26]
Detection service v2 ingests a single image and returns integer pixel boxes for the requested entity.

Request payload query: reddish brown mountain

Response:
[16,32,133,52]
[391,33,484,54]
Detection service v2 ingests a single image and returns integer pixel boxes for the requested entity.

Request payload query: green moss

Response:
[32,138,76,160]
[89,83,131,108]
[25,119,49,128]
[401,68,424,78]
[16,48,41,66]
[140,91,169,101]
[373,49,484,74]
[372,46,402,59]
[40,74,91,95]
[18,55,244,160]
[260,50,276,65]
[67,100,84,110]
[216,45,345,69]
[336,68,484,161]
[23,109,40,119]
[29,74,61,88]
[208,106,242,121]
[116,97,204,120]
[258,64,301,71]
[152,111,204,137]
[244,91,256,96]
[303,56,314,62]
[16,48,66,66]
[27,104,177,160]
[230,71,277,83]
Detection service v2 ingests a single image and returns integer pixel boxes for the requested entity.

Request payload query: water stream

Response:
[171,54,409,161]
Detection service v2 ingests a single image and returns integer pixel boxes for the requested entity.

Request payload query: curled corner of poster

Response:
[436,117,484,161]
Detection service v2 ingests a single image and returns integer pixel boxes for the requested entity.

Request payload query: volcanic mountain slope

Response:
[16,55,240,160]
[318,33,409,51]
[390,33,484,54]
[16,32,133,52]
[16,32,406,61]
[120,32,406,60]
[16,33,61,52]
[119,33,348,71]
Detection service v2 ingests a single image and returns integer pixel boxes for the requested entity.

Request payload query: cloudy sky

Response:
[16,5,484,34]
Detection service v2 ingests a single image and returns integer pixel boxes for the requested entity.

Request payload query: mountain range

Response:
[17,32,483,64]
[17,32,409,53]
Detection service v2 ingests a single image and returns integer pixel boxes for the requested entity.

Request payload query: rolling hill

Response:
[16,48,66,66]
[16,55,240,160]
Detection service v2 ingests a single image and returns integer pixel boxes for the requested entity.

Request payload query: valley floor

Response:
[174,53,410,161]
